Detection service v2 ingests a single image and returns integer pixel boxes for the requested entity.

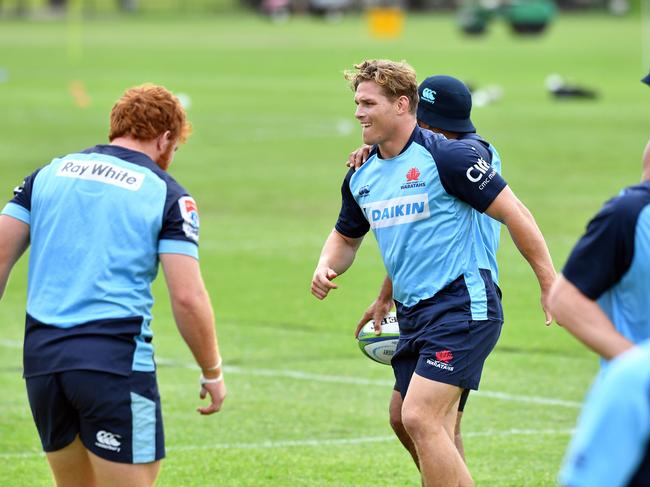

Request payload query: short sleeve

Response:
[435,140,507,213]
[1,168,42,225]
[334,168,370,238]
[158,193,199,259]
[562,192,644,300]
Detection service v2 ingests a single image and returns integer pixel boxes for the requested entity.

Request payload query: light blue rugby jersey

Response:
[335,126,506,329]
[560,340,650,487]
[563,182,650,349]
[459,133,503,284]
[1,144,200,377]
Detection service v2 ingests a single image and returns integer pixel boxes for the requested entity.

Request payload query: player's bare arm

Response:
[355,276,394,337]
[160,253,226,415]
[549,275,634,359]
[485,186,556,324]
[0,215,29,299]
[311,229,363,300]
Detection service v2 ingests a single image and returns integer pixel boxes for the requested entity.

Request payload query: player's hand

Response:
[198,378,227,415]
[346,145,372,170]
[354,298,393,337]
[311,267,338,300]
[541,290,554,326]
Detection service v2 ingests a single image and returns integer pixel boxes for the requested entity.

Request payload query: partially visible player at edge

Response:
[311,59,556,487]
[0,84,226,487]
[549,73,650,487]
[548,124,650,485]
[345,74,532,465]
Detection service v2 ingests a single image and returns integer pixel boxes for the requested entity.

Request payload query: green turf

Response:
[0,11,647,486]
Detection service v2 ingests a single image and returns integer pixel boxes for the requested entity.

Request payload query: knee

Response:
[401,407,428,440]
[389,407,404,434]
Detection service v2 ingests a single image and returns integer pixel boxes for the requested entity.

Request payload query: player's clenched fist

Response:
[311,267,338,300]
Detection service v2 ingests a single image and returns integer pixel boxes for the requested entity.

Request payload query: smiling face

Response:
[354,81,400,147]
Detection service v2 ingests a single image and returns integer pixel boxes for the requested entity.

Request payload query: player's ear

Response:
[157,130,173,151]
[395,95,410,115]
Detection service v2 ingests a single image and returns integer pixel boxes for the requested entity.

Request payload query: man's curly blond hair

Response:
[344,59,418,114]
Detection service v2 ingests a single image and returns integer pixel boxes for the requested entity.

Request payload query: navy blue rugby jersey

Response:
[563,182,650,345]
[335,125,506,329]
[1,144,200,377]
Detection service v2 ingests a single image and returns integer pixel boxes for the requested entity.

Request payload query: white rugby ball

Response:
[357,312,400,365]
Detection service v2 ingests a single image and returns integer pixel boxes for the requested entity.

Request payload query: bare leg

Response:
[389,389,419,469]
[401,373,473,487]
[455,410,465,461]
[46,436,96,487]
[87,450,161,487]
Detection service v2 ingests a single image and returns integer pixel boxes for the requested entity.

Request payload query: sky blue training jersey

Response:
[459,133,503,284]
[562,182,650,346]
[1,145,200,377]
[560,340,650,487]
[335,126,506,328]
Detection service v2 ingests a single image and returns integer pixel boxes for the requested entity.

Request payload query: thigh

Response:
[25,374,79,452]
[88,450,162,487]
[59,370,165,465]
[45,436,95,487]
[402,373,463,437]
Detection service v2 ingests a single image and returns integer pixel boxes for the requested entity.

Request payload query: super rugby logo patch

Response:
[361,194,430,229]
[178,196,200,243]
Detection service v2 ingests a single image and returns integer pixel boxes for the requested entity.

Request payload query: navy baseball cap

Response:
[642,71,650,86]
[417,75,475,133]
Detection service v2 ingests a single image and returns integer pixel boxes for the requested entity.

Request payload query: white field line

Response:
[0,339,22,348]
[157,361,582,410]
[0,428,575,459]
[0,351,583,409]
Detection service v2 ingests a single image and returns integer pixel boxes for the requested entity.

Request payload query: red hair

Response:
[109,84,191,143]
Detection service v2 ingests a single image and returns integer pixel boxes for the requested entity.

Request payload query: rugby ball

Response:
[357,312,400,365]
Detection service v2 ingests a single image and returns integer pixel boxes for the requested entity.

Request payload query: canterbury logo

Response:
[95,430,122,452]
[422,88,436,103]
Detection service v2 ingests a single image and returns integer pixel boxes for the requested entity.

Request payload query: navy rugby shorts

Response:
[392,319,503,399]
[25,370,164,463]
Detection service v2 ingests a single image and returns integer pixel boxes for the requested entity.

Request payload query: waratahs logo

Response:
[435,350,453,363]
[401,167,425,190]
[406,167,420,181]
[426,349,454,371]
[358,185,370,198]
[422,88,436,104]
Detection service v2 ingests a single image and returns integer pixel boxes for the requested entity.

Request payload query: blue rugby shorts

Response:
[392,319,503,399]
[25,370,164,464]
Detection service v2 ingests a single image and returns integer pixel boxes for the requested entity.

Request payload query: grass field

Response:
[0,10,648,486]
